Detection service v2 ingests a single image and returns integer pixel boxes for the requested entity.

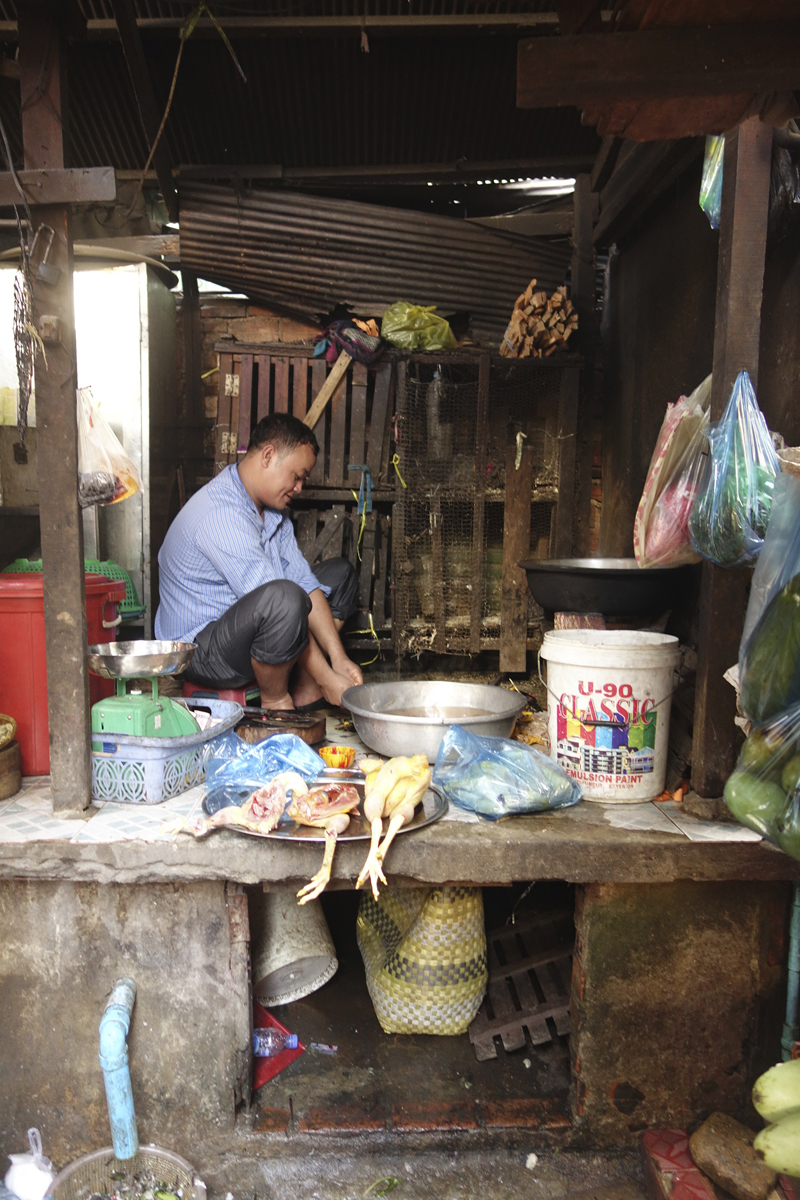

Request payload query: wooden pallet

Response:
[469,908,574,1061]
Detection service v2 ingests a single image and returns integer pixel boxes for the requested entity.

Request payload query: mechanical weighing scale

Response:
[87,640,201,740]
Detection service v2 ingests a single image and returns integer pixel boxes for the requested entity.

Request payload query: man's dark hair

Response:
[247,412,319,457]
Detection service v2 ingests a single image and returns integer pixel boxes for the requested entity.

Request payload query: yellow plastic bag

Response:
[357,885,487,1034]
[381,302,458,352]
[77,387,142,508]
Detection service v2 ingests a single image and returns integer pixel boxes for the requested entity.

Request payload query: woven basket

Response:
[357,886,487,1035]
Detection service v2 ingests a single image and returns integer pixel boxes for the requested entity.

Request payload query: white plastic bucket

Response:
[540,629,681,802]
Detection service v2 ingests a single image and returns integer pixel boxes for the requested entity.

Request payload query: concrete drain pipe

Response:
[99,978,139,1159]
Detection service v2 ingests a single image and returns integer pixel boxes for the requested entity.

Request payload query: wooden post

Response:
[570,173,597,556]
[499,443,534,672]
[18,4,91,813]
[180,268,202,492]
[692,116,772,798]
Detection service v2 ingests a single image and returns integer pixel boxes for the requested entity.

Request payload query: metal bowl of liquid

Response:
[341,680,528,762]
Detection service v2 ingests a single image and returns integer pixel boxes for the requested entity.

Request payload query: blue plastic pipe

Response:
[782,881,800,1061]
[99,978,139,1158]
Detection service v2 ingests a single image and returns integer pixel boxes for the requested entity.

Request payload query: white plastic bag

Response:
[77,387,142,509]
[4,1129,55,1200]
[634,375,711,568]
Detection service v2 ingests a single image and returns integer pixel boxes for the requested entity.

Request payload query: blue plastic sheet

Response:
[432,726,582,821]
[688,371,780,568]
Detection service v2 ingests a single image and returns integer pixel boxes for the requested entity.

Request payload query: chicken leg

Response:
[288,781,361,903]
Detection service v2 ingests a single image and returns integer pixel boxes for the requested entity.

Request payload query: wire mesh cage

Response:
[392,354,575,658]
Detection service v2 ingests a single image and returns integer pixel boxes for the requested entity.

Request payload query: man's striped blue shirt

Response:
[154,464,328,642]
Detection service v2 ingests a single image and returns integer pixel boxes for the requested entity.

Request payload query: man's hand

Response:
[332,654,363,689]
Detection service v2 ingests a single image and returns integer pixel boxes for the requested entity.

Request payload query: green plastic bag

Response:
[381,301,457,352]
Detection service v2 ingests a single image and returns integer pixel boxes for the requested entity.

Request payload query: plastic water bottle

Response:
[253,1027,298,1057]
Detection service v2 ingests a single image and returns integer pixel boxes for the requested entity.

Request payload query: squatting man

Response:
[155,413,363,709]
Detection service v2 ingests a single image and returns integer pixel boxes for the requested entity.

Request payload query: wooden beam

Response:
[469,211,573,236]
[111,0,178,222]
[78,233,180,261]
[0,167,116,208]
[555,0,604,35]
[692,116,773,800]
[180,156,594,185]
[0,12,615,37]
[517,23,800,109]
[590,137,621,194]
[593,138,704,246]
[19,3,91,815]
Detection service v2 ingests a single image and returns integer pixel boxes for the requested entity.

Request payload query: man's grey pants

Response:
[186,558,358,688]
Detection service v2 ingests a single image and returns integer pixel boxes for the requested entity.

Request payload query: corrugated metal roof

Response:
[0,17,598,173]
[179,180,571,344]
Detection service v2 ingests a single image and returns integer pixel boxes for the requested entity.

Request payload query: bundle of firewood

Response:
[499,280,578,359]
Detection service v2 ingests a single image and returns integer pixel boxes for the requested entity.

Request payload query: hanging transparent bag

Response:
[77,386,142,509]
[634,375,711,568]
[738,474,800,724]
[688,370,780,568]
[699,134,724,229]
[724,700,800,860]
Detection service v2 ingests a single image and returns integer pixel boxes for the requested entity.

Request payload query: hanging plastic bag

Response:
[724,701,800,860]
[77,387,142,509]
[4,1130,55,1200]
[688,371,780,568]
[204,731,325,810]
[699,134,724,229]
[737,473,800,723]
[634,375,711,568]
[381,301,458,352]
[432,725,582,820]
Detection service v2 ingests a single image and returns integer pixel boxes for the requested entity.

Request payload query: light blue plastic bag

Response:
[433,725,582,821]
[205,732,325,793]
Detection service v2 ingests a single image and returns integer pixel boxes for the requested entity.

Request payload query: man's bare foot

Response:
[289,661,324,708]
[260,691,295,712]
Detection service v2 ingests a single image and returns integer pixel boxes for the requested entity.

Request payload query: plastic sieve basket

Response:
[540,629,681,802]
[47,1146,206,1200]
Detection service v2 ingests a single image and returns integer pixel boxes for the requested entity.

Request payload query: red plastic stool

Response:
[182,679,262,707]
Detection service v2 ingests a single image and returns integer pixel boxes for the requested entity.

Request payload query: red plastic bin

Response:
[0,573,126,776]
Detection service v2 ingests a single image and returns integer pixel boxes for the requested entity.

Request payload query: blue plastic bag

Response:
[688,371,780,567]
[205,732,325,793]
[432,725,582,821]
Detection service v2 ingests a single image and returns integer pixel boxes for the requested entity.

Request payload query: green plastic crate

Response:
[3,557,146,621]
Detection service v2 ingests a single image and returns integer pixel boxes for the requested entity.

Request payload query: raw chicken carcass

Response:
[289,782,361,904]
[166,771,308,839]
[356,754,431,899]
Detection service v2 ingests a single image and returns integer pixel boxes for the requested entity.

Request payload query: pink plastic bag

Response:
[634,375,711,568]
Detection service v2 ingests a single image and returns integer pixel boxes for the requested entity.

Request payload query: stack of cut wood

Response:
[499,280,578,359]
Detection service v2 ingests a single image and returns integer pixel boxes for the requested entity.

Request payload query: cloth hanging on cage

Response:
[347,464,373,515]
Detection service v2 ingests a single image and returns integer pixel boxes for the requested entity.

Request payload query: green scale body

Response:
[91,678,200,739]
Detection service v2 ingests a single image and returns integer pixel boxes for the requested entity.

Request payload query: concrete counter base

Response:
[0,799,797,887]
